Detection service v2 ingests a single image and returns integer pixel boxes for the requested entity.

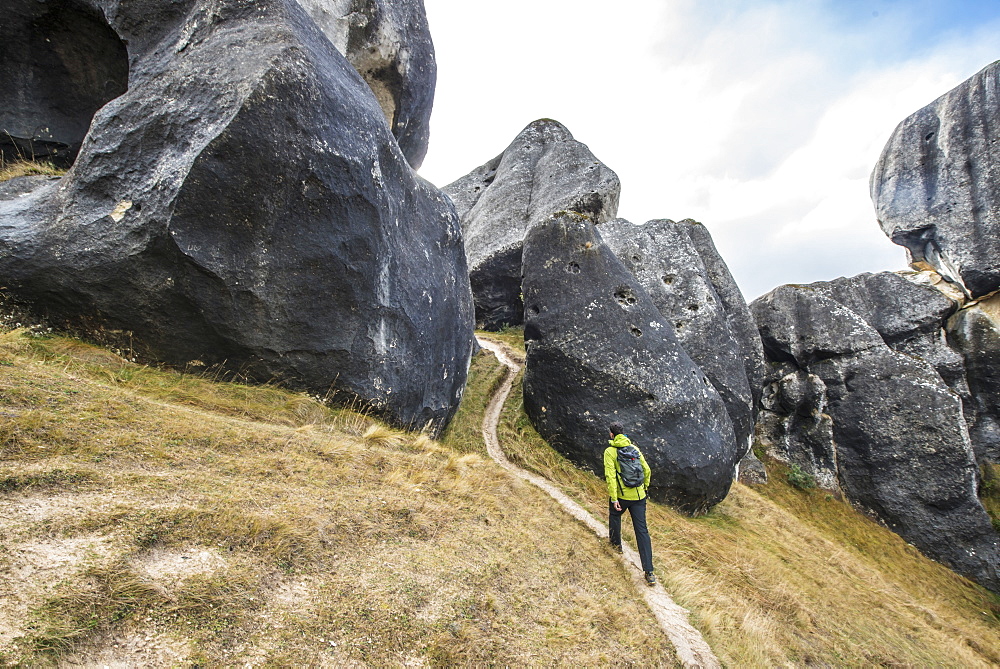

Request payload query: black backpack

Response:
[616,445,645,488]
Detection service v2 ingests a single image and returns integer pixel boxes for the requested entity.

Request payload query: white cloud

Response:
[420,0,1000,299]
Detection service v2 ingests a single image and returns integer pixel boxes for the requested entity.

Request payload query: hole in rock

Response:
[614,286,638,307]
[925,132,935,141]
[663,275,675,285]
[1,0,129,168]
[630,326,642,337]
[632,254,641,263]
[528,305,540,315]
[688,304,699,311]
[566,262,581,274]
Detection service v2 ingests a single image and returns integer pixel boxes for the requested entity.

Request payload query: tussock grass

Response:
[495,367,1000,666]
[0,158,65,183]
[0,328,676,665]
[440,349,509,455]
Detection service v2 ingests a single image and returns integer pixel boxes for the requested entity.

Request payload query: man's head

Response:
[609,422,624,437]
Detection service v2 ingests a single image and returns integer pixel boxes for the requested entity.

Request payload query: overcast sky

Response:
[418,0,1000,300]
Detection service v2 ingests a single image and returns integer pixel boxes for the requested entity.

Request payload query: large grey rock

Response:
[0,0,474,433]
[0,0,129,165]
[600,218,757,455]
[756,367,839,492]
[521,213,738,514]
[810,272,970,405]
[753,285,885,366]
[443,119,620,330]
[752,284,1000,592]
[871,60,1000,297]
[295,0,436,168]
[683,219,768,409]
[809,272,957,345]
[813,348,999,592]
[948,294,1000,464]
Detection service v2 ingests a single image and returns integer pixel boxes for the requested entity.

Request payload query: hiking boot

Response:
[644,572,657,586]
[610,542,623,554]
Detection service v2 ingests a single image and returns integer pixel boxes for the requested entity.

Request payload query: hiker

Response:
[605,422,656,586]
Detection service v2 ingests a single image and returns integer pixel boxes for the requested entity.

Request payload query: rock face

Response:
[521,213,738,513]
[295,0,436,168]
[948,294,1000,464]
[756,364,839,492]
[752,282,1000,592]
[443,120,620,330]
[599,218,761,456]
[0,0,129,165]
[0,0,474,433]
[871,60,1000,297]
[810,272,969,401]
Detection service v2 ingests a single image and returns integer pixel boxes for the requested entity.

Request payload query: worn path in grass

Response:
[476,336,720,669]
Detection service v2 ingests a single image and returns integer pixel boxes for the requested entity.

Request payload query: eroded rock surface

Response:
[521,213,737,513]
[752,284,1000,592]
[443,120,620,330]
[600,218,759,456]
[295,0,436,168]
[0,0,473,433]
[0,0,129,165]
[871,60,1000,297]
[948,294,1000,464]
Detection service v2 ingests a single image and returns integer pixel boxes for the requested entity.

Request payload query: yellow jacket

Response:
[604,433,651,501]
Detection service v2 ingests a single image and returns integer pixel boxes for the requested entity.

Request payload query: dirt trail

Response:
[477,336,721,669]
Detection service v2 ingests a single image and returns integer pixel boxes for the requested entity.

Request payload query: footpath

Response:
[476,337,721,669]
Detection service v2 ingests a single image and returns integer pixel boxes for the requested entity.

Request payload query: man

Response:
[604,422,656,585]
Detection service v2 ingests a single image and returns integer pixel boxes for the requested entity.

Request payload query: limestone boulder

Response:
[751,283,1000,592]
[810,271,970,403]
[0,0,474,433]
[0,0,129,165]
[295,0,436,168]
[756,367,839,492]
[752,285,884,366]
[521,213,738,514]
[871,60,1000,297]
[443,119,620,330]
[948,294,1000,464]
[600,218,758,455]
[812,347,998,592]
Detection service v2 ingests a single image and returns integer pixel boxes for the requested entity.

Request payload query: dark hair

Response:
[609,422,624,436]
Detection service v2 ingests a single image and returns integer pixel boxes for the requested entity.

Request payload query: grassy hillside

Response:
[0,329,675,666]
[2,325,999,666]
[488,336,1000,666]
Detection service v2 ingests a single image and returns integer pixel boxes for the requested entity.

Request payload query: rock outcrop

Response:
[752,283,1000,592]
[599,218,761,456]
[948,294,1000,464]
[810,272,969,400]
[871,60,1000,298]
[443,120,620,330]
[0,0,474,433]
[521,213,738,513]
[295,0,436,168]
[756,364,839,492]
[1,0,129,165]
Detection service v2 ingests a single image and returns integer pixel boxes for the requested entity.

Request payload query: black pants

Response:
[609,497,654,573]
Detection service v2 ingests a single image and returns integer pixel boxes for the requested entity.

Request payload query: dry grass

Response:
[0,329,677,665]
[495,365,1000,666]
[0,158,64,183]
